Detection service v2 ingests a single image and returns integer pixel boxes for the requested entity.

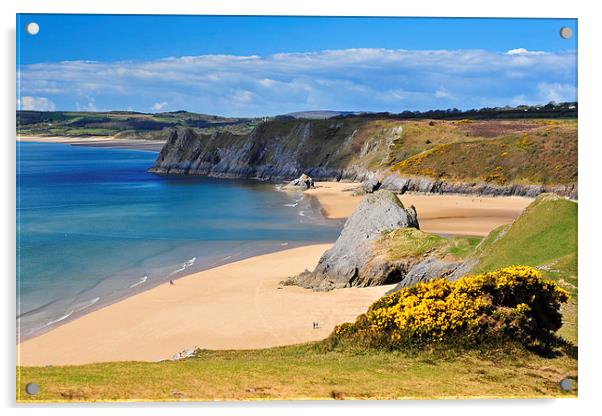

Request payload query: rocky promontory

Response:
[284,190,478,291]
[284,190,419,290]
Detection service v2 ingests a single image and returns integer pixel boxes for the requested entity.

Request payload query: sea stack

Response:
[285,190,419,290]
[283,173,315,191]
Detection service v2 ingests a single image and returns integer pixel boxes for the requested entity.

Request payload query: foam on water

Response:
[168,257,197,277]
[129,275,148,288]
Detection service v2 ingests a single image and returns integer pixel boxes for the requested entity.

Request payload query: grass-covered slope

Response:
[474,193,577,295]
[378,228,481,261]
[17,342,576,402]
[392,120,577,186]
[473,193,578,343]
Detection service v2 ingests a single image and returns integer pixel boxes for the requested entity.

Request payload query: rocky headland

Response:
[283,190,471,291]
[149,117,577,199]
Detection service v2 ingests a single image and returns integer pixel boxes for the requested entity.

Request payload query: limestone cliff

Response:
[148,118,390,182]
[149,117,578,199]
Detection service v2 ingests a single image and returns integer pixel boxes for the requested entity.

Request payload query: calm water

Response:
[17,142,342,339]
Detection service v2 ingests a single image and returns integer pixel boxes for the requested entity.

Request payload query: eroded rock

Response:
[284,190,419,290]
[283,173,315,191]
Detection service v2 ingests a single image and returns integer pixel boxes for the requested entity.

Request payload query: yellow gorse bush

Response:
[334,266,570,346]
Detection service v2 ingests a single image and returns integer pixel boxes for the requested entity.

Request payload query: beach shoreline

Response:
[17,134,165,152]
[17,140,534,365]
[17,240,331,344]
[17,179,535,366]
[18,243,395,366]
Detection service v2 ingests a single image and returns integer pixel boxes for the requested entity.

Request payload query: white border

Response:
[2,1,600,414]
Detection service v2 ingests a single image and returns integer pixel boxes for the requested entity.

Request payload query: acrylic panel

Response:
[16,14,578,402]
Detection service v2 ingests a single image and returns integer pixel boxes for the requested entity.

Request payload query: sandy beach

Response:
[305,182,533,237]
[17,179,534,366]
[18,244,392,366]
[18,135,165,152]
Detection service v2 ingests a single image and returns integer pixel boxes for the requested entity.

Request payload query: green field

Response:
[17,110,257,139]
[17,341,576,402]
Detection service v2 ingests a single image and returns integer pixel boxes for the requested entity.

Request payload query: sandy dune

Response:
[18,244,392,366]
[305,182,533,237]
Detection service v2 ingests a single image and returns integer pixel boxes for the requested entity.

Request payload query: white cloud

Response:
[151,101,168,111]
[18,96,55,111]
[75,98,97,111]
[230,90,254,105]
[435,87,453,99]
[506,48,546,56]
[537,82,577,103]
[506,48,529,55]
[17,48,577,116]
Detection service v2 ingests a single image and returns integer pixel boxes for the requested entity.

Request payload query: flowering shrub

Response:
[333,266,569,347]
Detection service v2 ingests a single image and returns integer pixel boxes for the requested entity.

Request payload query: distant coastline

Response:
[17,135,165,152]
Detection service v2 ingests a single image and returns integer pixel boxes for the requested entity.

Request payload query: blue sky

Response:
[17,15,577,116]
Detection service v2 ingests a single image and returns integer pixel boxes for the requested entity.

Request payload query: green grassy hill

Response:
[473,194,578,344]
[17,110,257,139]
[474,193,577,290]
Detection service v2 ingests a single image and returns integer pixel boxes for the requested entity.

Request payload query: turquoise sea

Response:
[17,142,342,339]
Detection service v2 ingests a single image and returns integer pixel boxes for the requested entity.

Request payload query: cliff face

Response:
[149,118,394,182]
[381,173,578,199]
[149,117,578,199]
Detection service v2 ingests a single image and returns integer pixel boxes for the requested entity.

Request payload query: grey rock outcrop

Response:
[283,173,315,191]
[284,190,419,290]
[170,347,197,361]
[386,258,476,294]
[380,172,577,200]
[361,177,381,194]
